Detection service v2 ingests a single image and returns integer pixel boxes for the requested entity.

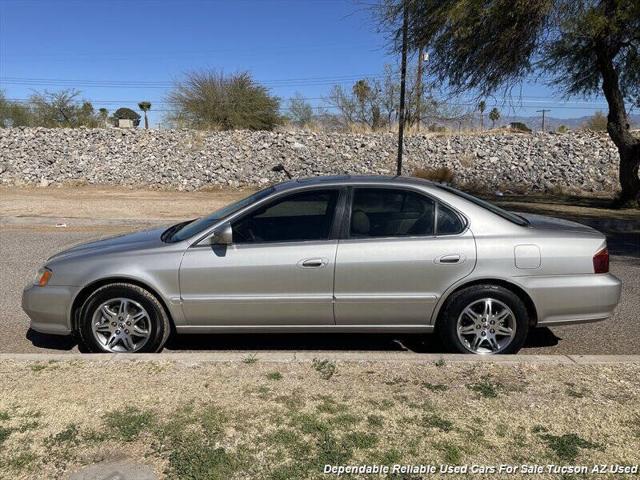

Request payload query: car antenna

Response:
[271,164,292,180]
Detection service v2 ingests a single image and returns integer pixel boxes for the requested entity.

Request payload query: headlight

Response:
[34,267,52,287]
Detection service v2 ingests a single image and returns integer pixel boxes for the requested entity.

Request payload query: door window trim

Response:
[341,186,468,240]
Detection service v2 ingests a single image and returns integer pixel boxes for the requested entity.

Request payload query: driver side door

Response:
[178,188,343,327]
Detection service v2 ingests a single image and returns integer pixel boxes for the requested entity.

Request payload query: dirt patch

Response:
[0,185,252,221]
[0,359,638,479]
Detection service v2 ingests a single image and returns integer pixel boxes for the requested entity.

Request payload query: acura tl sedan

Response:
[23,176,622,354]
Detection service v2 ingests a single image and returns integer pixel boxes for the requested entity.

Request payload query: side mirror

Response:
[209,222,233,245]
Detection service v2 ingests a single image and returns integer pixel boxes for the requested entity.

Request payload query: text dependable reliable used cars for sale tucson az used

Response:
[22,176,622,354]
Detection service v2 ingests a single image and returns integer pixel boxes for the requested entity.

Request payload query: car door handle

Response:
[436,254,463,264]
[299,258,328,268]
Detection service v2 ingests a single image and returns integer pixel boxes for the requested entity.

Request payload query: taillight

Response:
[593,248,609,274]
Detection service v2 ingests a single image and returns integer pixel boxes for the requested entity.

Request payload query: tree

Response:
[112,107,141,127]
[29,89,100,127]
[489,107,501,128]
[287,93,313,127]
[377,0,640,204]
[583,111,608,131]
[138,101,151,129]
[478,100,486,130]
[166,70,281,130]
[0,91,32,127]
[326,65,447,131]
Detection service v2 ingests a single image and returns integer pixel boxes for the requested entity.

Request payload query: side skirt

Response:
[175,325,435,334]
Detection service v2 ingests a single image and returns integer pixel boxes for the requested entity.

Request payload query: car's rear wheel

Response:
[438,284,529,354]
[78,283,170,353]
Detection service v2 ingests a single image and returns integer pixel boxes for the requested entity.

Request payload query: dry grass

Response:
[412,166,455,183]
[0,359,638,479]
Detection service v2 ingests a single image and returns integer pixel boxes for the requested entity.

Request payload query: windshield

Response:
[167,186,276,242]
[435,185,529,226]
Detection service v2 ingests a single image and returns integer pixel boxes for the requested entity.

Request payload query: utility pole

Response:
[415,47,424,132]
[397,0,409,176]
[536,109,551,132]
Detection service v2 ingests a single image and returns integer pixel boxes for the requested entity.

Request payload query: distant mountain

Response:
[494,113,640,131]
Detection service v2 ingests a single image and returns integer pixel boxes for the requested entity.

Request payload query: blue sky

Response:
[0,0,613,126]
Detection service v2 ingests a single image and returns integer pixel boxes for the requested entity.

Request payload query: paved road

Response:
[1,224,638,355]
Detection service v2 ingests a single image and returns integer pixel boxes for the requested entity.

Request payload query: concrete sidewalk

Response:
[2,352,639,364]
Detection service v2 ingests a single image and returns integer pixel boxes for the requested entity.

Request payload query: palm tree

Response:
[138,101,151,129]
[98,108,109,127]
[489,107,501,129]
[477,100,486,130]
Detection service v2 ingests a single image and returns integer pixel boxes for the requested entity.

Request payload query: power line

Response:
[0,74,388,89]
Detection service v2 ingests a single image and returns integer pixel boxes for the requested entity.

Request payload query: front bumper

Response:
[22,284,78,335]
[519,273,622,326]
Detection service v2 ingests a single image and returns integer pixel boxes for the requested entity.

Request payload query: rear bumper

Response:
[518,273,622,326]
[22,284,77,335]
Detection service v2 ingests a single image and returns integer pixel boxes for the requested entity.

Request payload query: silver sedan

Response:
[22,176,622,354]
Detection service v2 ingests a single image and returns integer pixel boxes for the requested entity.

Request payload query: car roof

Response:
[273,175,437,191]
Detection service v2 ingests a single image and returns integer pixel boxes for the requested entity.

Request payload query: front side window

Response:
[168,186,275,242]
[350,188,436,238]
[232,189,339,243]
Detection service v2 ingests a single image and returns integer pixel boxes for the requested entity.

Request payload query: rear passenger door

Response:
[333,187,476,326]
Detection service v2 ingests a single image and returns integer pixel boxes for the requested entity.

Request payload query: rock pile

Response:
[0,127,620,193]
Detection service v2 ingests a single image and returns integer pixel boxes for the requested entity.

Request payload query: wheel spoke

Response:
[105,332,118,348]
[483,299,493,317]
[488,336,500,351]
[130,311,147,324]
[100,305,116,320]
[132,325,150,338]
[458,324,477,335]
[462,307,481,323]
[471,335,485,350]
[95,322,112,333]
[495,309,511,322]
[495,325,513,336]
[121,335,135,351]
[118,299,129,316]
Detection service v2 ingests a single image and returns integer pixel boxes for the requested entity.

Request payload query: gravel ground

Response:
[0,224,637,355]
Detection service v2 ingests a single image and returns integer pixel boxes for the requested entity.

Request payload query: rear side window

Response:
[350,188,435,237]
[436,203,465,235]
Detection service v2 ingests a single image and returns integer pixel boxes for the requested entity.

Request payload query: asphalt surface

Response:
[0,224,638,355]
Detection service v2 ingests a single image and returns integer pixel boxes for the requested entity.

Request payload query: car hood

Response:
[516,212,603,236]
[47,227,168,262]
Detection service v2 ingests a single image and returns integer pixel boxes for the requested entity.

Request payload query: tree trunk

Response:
[144,112,149,130]
[618,143,640,203]
[595,42,640,205]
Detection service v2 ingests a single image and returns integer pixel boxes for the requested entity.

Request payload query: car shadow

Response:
[164,327,561,353]
[26,326,560,354]
[26,328,78,351]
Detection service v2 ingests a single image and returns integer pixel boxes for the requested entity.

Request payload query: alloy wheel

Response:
[91,297,152,353]
[456,297,517,354]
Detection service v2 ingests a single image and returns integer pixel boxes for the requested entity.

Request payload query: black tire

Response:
[78,283,171,353]
[437,284,529,354]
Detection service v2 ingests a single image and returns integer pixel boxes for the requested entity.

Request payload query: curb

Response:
[1,353,639,365]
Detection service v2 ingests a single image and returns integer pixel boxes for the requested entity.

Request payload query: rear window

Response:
[436,185,529,226]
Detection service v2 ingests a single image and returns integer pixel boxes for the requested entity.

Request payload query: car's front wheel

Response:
[438,284,529,354]
[78,283,171,353]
